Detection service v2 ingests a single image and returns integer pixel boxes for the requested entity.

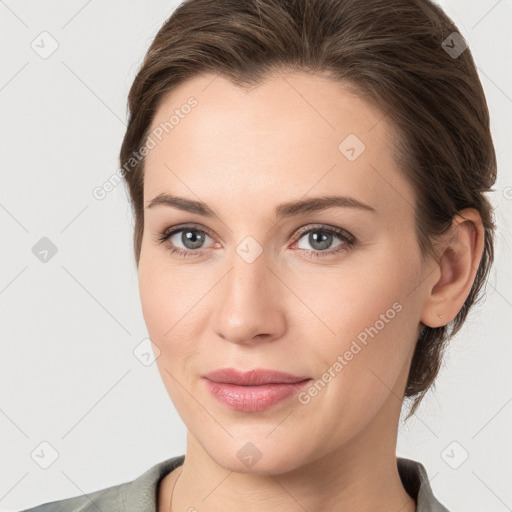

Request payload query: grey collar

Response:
[397,457,450,511]
[119,455,449,512]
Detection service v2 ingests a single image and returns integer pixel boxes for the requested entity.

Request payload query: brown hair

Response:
[119,0,497,416]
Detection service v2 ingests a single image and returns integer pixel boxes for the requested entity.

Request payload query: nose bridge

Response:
[212,237,285,343]
[224,238,272,309]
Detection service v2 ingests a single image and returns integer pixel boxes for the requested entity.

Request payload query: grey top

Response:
[18,455,450,512]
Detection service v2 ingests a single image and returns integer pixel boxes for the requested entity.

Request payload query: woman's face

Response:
[138,71,432,473]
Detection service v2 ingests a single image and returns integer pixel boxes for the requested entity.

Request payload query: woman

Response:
[20,0,496,511]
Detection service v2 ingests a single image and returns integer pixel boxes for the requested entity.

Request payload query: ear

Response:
[421,208,485,328]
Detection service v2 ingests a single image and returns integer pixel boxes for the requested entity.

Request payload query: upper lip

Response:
[202,368,311,386]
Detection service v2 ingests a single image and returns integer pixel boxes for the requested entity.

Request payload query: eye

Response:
[154,223,356,259]
[291,225,355,258]
[154,224,215,258]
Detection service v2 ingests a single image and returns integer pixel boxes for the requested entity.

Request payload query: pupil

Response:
[311,230,331,250]
[184,230,204,249]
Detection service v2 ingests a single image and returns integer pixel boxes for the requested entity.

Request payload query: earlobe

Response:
[420,208,485,328]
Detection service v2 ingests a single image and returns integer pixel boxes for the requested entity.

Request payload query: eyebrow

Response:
[145,193,376,218]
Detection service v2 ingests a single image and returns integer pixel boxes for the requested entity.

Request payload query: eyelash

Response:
[154,223,356,259]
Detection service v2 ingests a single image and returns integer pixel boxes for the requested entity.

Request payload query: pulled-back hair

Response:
[119,0,497,416]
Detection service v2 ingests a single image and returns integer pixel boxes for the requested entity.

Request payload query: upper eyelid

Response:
[294,223,353,238]
[165,223,216,240]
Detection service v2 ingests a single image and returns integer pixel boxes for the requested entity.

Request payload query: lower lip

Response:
[204,378,311,412]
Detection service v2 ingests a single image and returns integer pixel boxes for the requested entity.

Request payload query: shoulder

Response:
[16,482,124,512]
[16,455,186,512]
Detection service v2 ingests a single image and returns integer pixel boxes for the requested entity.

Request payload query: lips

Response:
[202,368,310,386]
[202,368,312,412]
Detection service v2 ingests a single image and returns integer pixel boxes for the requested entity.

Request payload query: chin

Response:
[202,436,309,475]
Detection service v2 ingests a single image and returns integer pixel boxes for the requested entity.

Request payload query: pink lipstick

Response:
[202,368,311,412]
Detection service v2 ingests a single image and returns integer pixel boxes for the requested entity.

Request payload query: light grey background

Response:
[1,1,511,511]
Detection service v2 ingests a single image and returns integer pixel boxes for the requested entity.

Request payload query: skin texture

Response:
[137,71,484,512]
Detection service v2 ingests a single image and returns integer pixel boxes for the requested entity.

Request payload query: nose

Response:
[211,249,287,346]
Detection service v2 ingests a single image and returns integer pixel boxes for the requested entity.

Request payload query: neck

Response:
[169,397,416,512]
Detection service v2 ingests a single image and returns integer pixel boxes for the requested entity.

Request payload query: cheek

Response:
[138,254,200,408]
[138,261,170,338]
[327,256,420,412]
[294,242,418,340]
[138,246,198,337]
[293,242,420,388]
[138,248,208,374]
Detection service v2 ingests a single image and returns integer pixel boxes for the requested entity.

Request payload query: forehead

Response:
[143,71,414,219]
